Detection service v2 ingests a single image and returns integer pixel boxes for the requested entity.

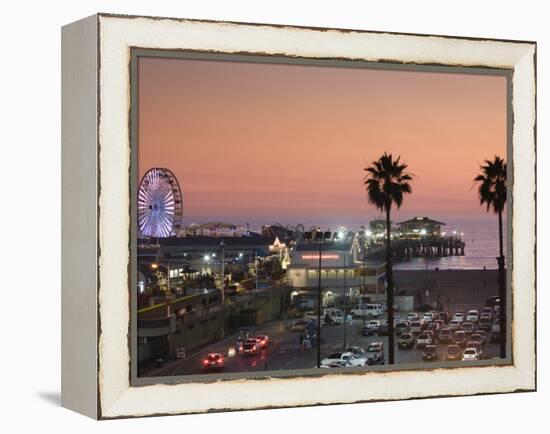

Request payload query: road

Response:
[142,302,500,377]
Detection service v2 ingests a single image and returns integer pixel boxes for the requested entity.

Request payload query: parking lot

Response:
[141,300,501,377]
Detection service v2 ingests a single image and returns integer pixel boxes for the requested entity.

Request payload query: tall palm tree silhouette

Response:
[364,153,413,365]
[474,155,507,358]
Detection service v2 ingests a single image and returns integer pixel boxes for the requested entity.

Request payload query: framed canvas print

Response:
[61,13,536,419]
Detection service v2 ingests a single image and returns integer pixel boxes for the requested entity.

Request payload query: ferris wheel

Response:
[137,168,183,238]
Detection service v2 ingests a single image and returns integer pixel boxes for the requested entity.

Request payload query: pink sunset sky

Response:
[138,56,507,225]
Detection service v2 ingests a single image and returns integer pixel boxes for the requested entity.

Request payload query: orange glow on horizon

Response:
[138,57,507,223]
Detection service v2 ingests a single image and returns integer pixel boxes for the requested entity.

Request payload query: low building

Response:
[285,234,386,306]
[398,217,446,238]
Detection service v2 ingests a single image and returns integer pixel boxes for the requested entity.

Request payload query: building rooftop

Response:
[398,217,446,226]
[294,240,354,252]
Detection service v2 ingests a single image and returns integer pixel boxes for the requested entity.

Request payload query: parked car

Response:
[351,304,383,318]
[453,312,465,323]
[428,311,440,320]
[461,321,474,335]
[398,332,415,349]
[462,348,480,361]
[438,328,453,343]
[410,320,425,334]
[453,330,467,347]
[395,321,411,336]
[417,332,433,348]
[365,342,385,365]
[445,344,462,361]
[203,353,225,371]
[467,310,480,323]
[422,312,434,323]
[407,312,420,321]
[470,333,485,346]
[422,345,438,361]
[480,312,492,321]
[428,321,441,334]
[448,320,461,331]
[362,319,381,336]
[321,352,366,367]
[366,319,381,331]
[466,341,483,359]
[323,308,345,325]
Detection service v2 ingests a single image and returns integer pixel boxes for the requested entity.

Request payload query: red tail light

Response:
[203,359,209,365]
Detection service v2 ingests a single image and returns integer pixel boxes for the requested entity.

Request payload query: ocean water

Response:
[393,216,508,271]
[184,215,508,271]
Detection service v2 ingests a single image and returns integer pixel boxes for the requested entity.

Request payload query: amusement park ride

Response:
[137,167,183,238]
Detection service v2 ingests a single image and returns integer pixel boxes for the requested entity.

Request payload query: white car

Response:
[351,304,383,318]
[416,332,433,348]
[462,347,480,361]
[467,310,480,322]
[410,321,424,334]
[406,312,419,321]
[453,312,465,323]
[366,320,381,331]
[321,352,366,367]
[466,342,483,359]
[323,308,345,324]
[422,312,434,322]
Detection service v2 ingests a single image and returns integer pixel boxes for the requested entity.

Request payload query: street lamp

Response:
[303,229,338,368]
[220,240,225,303]
[342,246,348,350]
[254,250,259,290]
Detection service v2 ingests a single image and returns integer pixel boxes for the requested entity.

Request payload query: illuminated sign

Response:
[301,254,340,260]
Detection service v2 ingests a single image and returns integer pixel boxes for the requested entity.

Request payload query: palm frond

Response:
[474,155,507,214]
[363,152,414,213]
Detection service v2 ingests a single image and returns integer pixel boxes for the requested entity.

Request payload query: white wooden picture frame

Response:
[61,13,536,419]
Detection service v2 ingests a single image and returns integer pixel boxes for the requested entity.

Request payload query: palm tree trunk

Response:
[498,210,506,359]
[386,208,395,365]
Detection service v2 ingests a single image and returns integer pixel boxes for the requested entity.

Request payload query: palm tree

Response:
[364,153,413,365]
[474,156,507,358]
